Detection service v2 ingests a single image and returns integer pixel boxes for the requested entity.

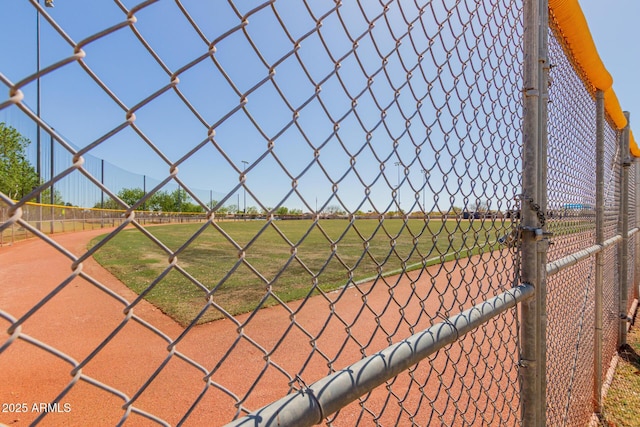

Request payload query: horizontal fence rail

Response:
[226,283,534,427]
[545,234,627,277]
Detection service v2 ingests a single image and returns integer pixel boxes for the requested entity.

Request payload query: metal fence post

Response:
[100,158,105,228]
[537,2,549,424]
[618,112,630,347]
[636,159,640,300]
[521,0,543,425]
[594,89,605,413]
[49,130,55,234]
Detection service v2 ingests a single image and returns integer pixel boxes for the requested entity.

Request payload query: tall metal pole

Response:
[394,161,401,213]
[100,159,105,227]
[35,0,54,229]
[521,0,542,425]
[422,169,427,213]
[594,89,605,413]
[143,175,147,211]
[242,160,248,220]
[36,2,41,197]
[50,129,54,234]
[36,3,42,231]
[50,130,54,205]
[619,112,631,347]
[101,159,105,208]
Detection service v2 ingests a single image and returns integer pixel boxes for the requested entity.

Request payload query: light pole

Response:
[242,160,248,220]
[394,161,401,213]
[36,3,41,203]
[36,0,54,230]
[422,169,427,213]
[143,175,147,211]
[49,129,54,233]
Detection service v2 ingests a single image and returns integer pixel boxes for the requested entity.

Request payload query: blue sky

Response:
[580,1,640,137]
[0,1,636,213]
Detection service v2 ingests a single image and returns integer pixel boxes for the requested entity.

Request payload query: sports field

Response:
[91,218,512,325]
[1,225,522,426]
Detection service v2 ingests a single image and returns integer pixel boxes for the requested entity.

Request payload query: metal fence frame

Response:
[223,0,639,425]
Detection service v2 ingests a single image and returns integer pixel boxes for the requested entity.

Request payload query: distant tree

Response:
[150,190,175,212]
[93,187,145,210]
[471,200,488,212]
[0,123,39,200]
[40,187,65,206]
[246,206,259,214]
[288,208,302,215]
[94,198,120,210]
[207,200,229,214]
[276,206,289,215]
[180,201,204,213]
[324,205,345,215]
[171,188,190,211]
[118,187,146,208]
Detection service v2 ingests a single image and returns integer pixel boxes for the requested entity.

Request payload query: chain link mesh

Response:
[627,163,636,309]
[546,13,639,427]
[545,24,596,427]
[602,114,623,397]
[0,1,526,425]
[546,27,596,263]
[2,1,638,426]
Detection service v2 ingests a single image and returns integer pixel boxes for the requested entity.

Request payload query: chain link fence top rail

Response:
[2,0,526,425]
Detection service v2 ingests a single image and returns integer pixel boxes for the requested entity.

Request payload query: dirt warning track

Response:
[0,228,521,426]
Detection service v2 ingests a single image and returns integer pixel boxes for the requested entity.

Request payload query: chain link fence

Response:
[0,1,638,426]
[0,202,214,246]
[545,22,600,426]
[545,6,639,426]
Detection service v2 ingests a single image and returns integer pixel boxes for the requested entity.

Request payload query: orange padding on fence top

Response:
[549,0,637,156]
[549,0,612,90]
[603,88,627,131]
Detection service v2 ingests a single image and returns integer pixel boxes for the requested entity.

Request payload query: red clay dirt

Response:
[0,227,519,426]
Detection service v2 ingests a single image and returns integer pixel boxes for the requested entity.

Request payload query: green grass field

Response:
[601,314,640,426]
[91,218,512,326]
